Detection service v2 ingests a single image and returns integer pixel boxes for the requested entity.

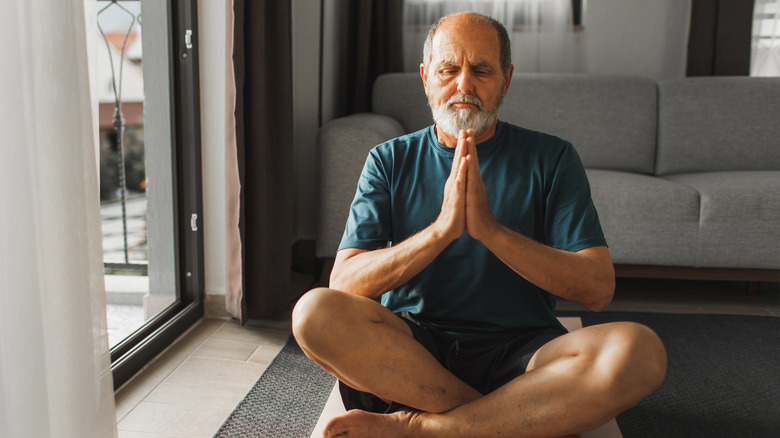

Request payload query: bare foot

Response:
[323,409,426,438]
[322,410,584,438]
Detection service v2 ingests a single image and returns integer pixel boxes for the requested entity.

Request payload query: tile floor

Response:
[114,277,779,437]
[115,314,293,437]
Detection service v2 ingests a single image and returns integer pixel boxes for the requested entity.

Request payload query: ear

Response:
[420,63,429,92]
[503,65,514,96]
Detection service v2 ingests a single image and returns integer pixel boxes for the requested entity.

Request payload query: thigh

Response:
[293,287,414,343]
[526,321,657,373]
[525,321,667,413]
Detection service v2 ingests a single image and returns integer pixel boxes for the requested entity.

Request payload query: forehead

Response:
[429,19,502,67]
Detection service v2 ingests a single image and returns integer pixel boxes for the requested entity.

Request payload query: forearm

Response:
[481,224,615,311]
[330,226,452,300]
[332,135,468,299]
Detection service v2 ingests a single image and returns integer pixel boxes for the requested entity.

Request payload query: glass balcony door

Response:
[96,0,204,389]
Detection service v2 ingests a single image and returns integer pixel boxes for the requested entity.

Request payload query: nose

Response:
[456,69,475,95]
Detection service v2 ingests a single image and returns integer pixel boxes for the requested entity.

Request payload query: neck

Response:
[435,120,499,149]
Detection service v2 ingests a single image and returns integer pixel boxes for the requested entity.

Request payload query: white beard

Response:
[430,92,502,137]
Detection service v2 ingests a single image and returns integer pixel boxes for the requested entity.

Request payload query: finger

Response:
[449,131,468,176]
[465,155,485,198]
[453,157,468,213]
[465,154,481,185]
[465,155,476,183]
[445,157,467,205]
[465,129,479,168]
[457,129,469,160]
[457,156,468,186]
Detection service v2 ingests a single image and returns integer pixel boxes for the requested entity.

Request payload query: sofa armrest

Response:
[316,113,406,258]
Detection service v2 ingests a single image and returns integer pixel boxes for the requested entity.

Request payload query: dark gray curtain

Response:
[338,0,404,116]
[687,0,755,76]
[233,0,294,320]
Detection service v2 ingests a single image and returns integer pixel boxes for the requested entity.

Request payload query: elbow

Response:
[587,275,615,312]
[571,246,615,312]
[587,296,612,312]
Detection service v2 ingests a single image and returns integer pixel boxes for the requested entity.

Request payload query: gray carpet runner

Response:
[214,336,334,437]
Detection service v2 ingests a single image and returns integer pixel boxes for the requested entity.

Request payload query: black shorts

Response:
[339,311,567,413]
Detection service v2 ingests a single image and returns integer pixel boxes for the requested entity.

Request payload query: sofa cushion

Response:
[587,169,700,266]
[661,171,780,269]
[501,74,658,174]
[656,77,780,175]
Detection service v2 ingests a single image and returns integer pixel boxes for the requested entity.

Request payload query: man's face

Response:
[421,17,512,138]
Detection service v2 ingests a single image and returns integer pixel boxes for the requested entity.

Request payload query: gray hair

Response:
[422,12,512,73]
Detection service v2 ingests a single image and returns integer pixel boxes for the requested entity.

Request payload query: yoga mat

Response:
[218,312,780,438]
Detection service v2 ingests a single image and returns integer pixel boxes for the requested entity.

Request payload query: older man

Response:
[293,11,667,438]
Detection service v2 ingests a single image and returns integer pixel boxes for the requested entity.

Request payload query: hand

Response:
[463,129,499,242]
[433,130,468,243]
[433,129,498,244]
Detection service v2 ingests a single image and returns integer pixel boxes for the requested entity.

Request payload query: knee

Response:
[628,323,667,383]
[291,287,342,346]
[601,322,667,397]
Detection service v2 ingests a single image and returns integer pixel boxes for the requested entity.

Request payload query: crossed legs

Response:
[292,288,667,438]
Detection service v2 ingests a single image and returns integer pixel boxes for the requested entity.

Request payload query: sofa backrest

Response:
[371,73,659,174]
[656,77,780,175]
[372,73,432,133]
[500,74,658,174]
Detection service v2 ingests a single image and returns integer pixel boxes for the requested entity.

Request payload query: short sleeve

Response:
[544,143,607,252]
[338,149,393,251]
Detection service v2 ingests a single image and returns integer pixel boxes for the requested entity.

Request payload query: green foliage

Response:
[99,126,145,201]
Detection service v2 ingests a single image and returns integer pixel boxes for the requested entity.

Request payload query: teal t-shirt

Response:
[339,121,606,337]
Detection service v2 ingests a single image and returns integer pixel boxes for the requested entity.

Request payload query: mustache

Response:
[446,93,483,111]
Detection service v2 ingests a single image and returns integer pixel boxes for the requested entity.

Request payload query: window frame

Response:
[109,0,204,390]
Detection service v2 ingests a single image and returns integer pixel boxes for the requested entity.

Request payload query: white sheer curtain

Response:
[402,0,582,73]
[752,0,780,76]
[1,0,117,436]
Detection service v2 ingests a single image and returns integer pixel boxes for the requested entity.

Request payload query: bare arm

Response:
[330,134,471,299]
[462,130,615,311]
[482,229,615,310]
[331,229,447,300]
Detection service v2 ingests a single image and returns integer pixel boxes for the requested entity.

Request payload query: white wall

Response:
[198,0,228,308]
[584,0,691,79]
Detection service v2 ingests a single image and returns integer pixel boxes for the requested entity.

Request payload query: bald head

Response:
[423,12,512,74]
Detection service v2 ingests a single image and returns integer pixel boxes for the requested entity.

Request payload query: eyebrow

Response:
[439,60,495,70]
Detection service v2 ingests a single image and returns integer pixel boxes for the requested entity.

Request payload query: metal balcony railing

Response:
[98,0,147,275]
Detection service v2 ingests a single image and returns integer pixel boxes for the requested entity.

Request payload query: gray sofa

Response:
[316,73,780,281]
